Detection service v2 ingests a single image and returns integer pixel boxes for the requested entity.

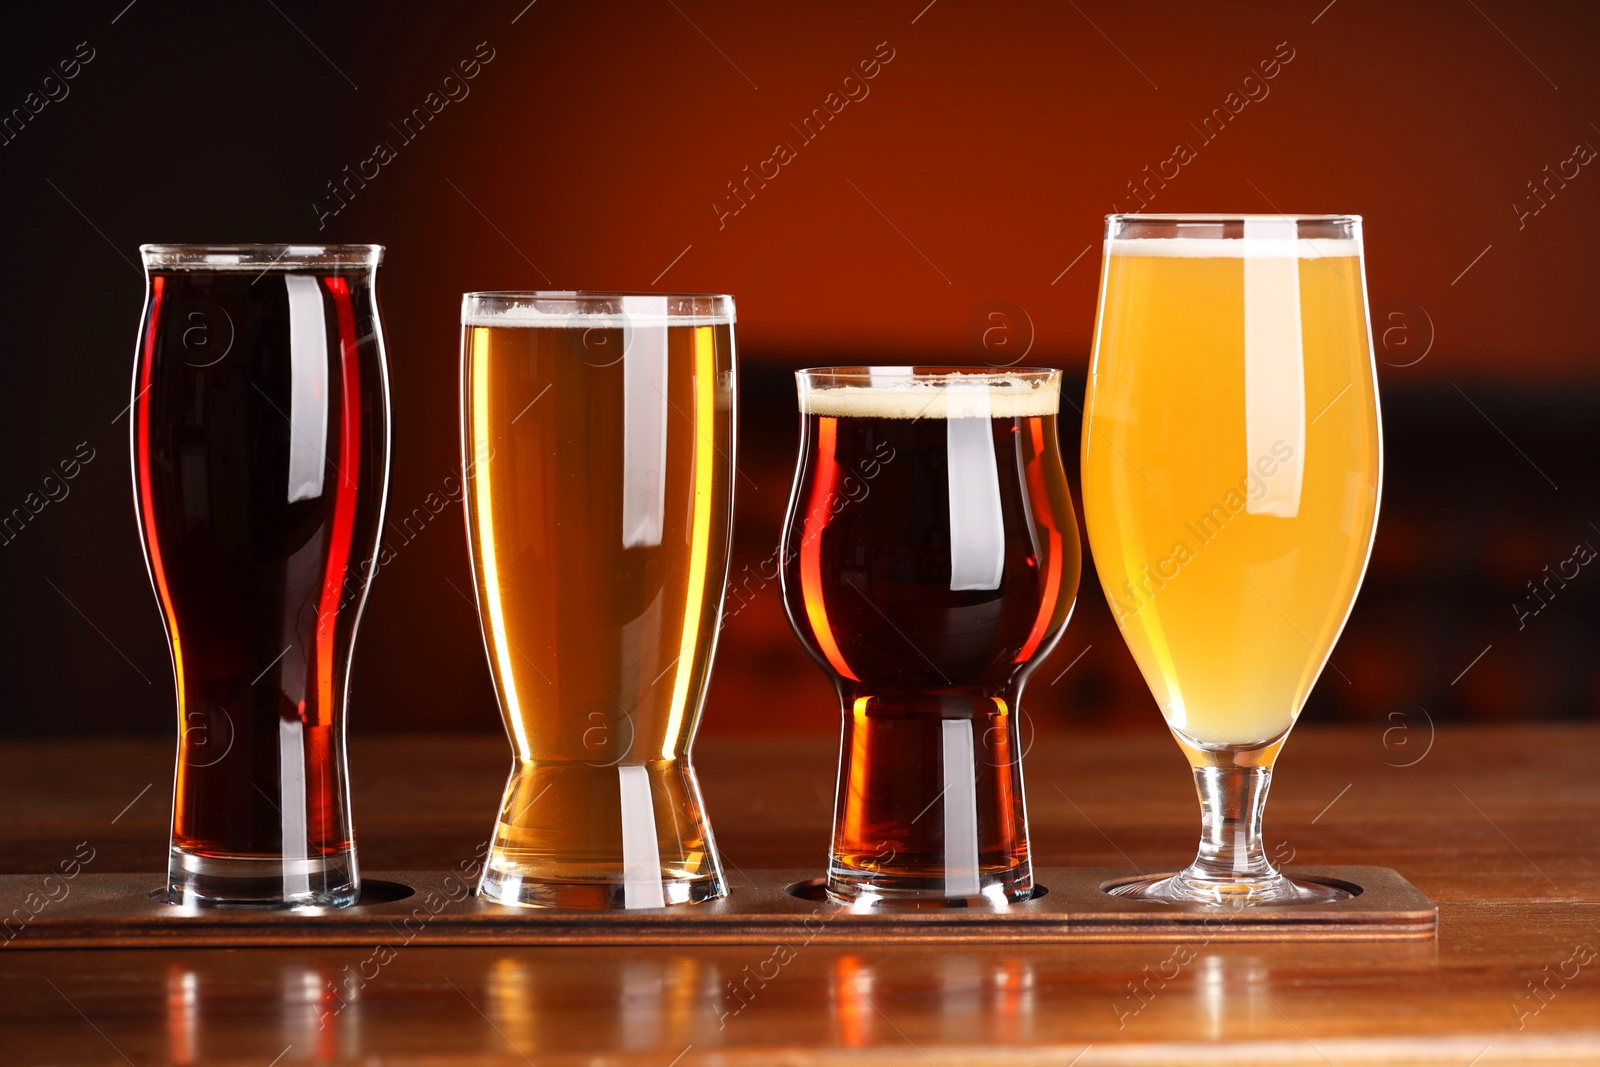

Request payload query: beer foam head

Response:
[798,373,1059,419]
[462,293,733,328]
[1106,237,1361,259]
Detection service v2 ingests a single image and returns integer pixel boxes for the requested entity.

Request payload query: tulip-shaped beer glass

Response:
[133,244,392,908]
[1082,215,1382,904]
[463,292,734,909]
[780,368,1080,906]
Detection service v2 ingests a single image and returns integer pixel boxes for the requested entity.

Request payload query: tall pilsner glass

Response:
[133,244,392,908]
[462,292,734,909]
[780,368,1080,906]
[1082,215,1382,904]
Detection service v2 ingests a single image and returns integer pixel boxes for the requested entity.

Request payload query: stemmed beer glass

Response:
[1082,215,1382,904]
[780,368,1080,906]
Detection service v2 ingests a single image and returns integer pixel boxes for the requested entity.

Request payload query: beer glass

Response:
[462,291,735,909]
[780,368,1080,906]
[1082,215,1382,904]
[133,244,392,908]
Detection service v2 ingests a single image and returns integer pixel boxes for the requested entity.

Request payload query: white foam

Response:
[800,377,1059,419]
[462,301,733,329]
[1108,237,1361,259]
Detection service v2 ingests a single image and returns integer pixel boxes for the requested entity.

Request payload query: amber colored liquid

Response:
[133,269,388,865]
[462,319,733,892]
[781,409,1079,893]
[1082,250,1381,747]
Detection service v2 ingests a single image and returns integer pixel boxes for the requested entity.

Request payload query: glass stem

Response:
[1188,765,1277,885]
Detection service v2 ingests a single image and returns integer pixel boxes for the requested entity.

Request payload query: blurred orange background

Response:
[2,0,1597,739]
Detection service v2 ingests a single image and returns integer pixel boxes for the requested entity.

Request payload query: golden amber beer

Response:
[461,292,735,908]
[1082,215,1381,904]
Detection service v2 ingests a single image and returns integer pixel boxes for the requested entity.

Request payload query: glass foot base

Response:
[476,758,726,910]
[827,866,1034,909]
[1107,868,1352,907]
[477,868,725,909]
[165,847,359,909]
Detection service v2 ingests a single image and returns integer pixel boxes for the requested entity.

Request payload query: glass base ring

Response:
[1105,869,1354,907]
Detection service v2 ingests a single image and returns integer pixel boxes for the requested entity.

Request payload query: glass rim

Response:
[797,365,1060,383]
[1104,213,1360,224]
[462,291,735,326]
[140,243,383,270]
[464,290,734,302]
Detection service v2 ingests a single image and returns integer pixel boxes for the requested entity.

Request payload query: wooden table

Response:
[1,725,1596,1065]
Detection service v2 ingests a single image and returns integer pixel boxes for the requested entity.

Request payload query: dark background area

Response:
[1,0,1596,740]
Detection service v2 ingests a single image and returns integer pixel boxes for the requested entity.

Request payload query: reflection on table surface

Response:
[1,728,1596,1063]
[8,940,1465,1065]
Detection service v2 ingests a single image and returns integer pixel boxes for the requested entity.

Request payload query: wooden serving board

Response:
[0,866,1436,948]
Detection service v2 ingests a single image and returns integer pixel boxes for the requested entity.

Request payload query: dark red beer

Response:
[133,245,390,907]
[781,368,1080,905]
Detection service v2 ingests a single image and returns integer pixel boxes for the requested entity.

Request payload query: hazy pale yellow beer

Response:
[462,292,735,909]
[1084,228,1380,746]
[1083,214,1382,906]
